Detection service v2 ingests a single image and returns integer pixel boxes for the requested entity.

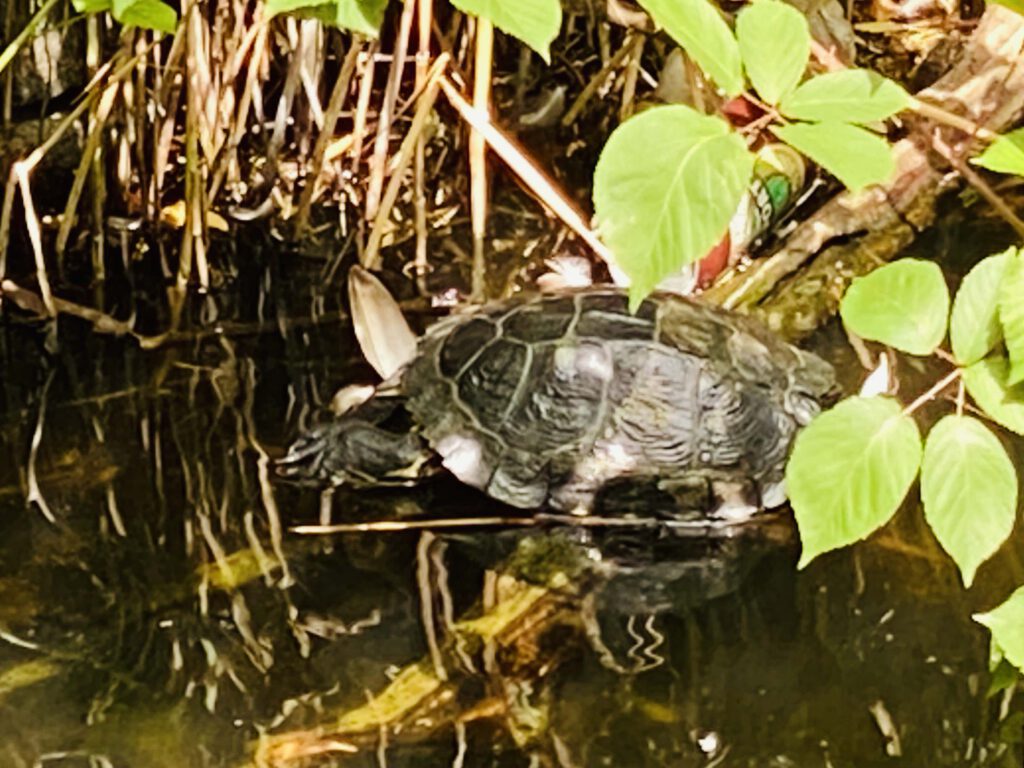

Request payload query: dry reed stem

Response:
[362,54,450,271]
[0,0,60,78]
[208,21,268,203]
[153,34,187,208]
[1,0,13,122]
[413,0,434,295]
[351,42,378,177]
[295,40,362,235]
[0,49,140,270]
[14,162,55,316]
[56,81,119,257]
[269,18,305,166]
[0,171,18,285]
[561,34,636,127]
[365,0,418,220]
[469,18,493,301]
[177,0,203,310]
[439,75,614,266]
[619,34,644,122]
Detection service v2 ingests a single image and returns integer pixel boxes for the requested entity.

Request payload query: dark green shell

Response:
[401,288,835,512]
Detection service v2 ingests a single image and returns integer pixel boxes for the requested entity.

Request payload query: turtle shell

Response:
[401,288,835,512]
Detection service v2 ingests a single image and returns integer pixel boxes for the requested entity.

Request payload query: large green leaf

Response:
[452,0,561,61]
[998,247,1024,385]
[921,415,1017,587]
[772,121,895,191]
[638,0,744,96]
[265,0,386,35]
[111,0,177,31]
[736,0,809,106]
[964,355,1024,436]
[593,105,754,306]
[972,128,1024,177]
[787,396,922,568]
[779,69,910,123]
[839,259,950,355]
[975,586,1024,672]
[951,250,1012,366]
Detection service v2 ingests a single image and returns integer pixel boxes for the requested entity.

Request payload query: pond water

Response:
[0,230,1022,768]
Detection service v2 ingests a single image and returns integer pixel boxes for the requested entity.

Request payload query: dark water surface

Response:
[0,237,1022,768]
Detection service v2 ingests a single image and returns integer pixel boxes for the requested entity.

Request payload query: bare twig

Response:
[903,368,961,417]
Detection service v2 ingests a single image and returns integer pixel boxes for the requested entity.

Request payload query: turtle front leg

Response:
[656,474,760,522]
[708,478,761,521]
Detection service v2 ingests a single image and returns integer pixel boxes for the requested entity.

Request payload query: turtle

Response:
[278,288,837,520]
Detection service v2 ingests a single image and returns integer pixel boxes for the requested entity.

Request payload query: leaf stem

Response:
[902,367,962,417]
[907,97,997,142]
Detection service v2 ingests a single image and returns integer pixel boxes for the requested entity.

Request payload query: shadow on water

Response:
[0,231,1021,767]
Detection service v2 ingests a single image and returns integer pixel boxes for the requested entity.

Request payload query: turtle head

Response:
[277,418,432,487]
[784,350,840,426]
[276,421,351,485]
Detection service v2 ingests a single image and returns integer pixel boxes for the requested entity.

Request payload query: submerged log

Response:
[703,6,1024,340]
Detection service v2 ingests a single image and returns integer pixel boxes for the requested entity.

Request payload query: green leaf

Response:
[788,396,921,568]
[975,586,1024,671]
[992,0,1024,17]
[963,355,1024,436]
[638,0,744,96]
[264,0,386,35]
[592,105,754,304]
[779,69,910,123]
[72,0,112,12]
[950,250,1012,366]
[973,128,1024,176]
[921,415,1017,587]
[839,259,950,355]
[452,0,561,61]
[265,0,333,17]
[111,0,177,31]
[998,247,1024,385]
[772,121,895,191]
[335,0,388,35]
[736,0,809,106]
[988,656,1020,698]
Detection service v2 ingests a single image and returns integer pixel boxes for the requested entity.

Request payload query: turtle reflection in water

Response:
[279,288,837,520]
